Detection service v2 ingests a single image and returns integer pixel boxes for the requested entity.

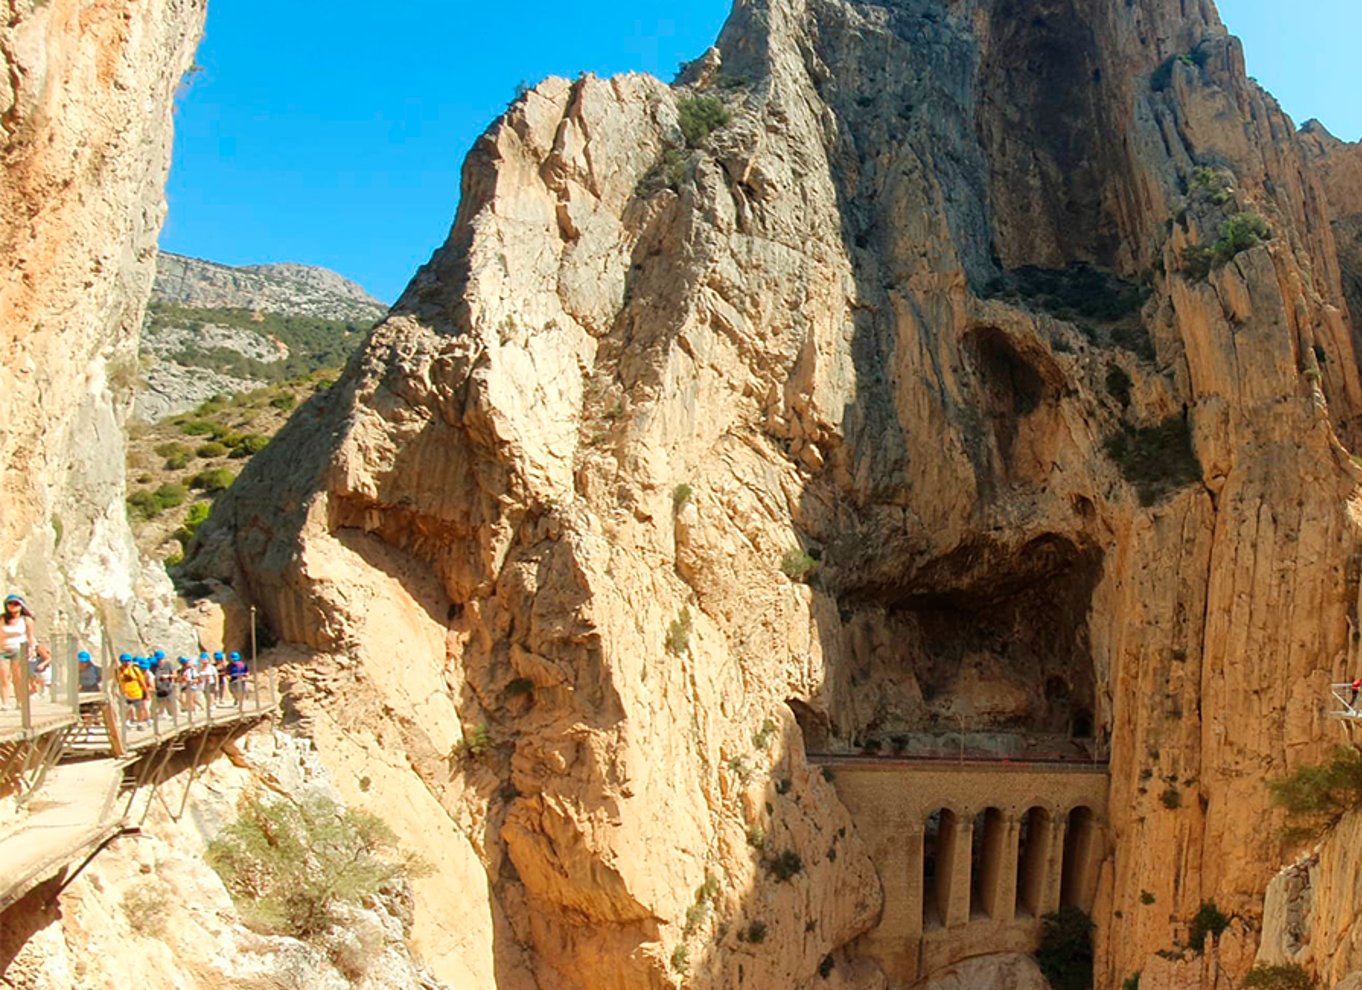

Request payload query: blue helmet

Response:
[229,652,241,662]
[199,652,210,661]
[136,657,151,669]
[178,656,190,665]
[119,653,133,663]
[153,650,166,660]
[213,652,225,661]
[77,650,92,662]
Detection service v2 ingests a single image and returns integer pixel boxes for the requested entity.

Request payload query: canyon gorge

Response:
[5,1,1362,989]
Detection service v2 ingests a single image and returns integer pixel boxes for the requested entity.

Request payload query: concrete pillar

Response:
[945,816,973,928]
[1016,808,1051,919]
[1039,816,1069,917]
[1061,808,1101,911]
[871,824,921,986]
[989,813,1020,924]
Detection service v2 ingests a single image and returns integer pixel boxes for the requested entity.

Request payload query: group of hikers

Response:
[2,590,252,730]
[103,650,252,730]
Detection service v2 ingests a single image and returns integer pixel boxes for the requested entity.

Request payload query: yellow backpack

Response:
[118,665,144,700]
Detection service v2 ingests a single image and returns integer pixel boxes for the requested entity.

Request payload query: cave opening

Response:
[801,535,1102,759]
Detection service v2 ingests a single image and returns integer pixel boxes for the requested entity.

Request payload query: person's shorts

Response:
[29,662,52,686]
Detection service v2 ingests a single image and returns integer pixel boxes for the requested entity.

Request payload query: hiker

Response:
[154,654,177,718]
[77,650,101,692]
[0,594,37,710]
[179,656,201,715]
[29,642,52,697]
[200,652,219,709]
[227,651,249,705]
[117,654,148,728]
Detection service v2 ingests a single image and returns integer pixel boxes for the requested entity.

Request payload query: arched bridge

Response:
[816,755,1109,985]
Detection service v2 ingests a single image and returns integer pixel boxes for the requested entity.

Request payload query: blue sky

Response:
[160,1,1362,304]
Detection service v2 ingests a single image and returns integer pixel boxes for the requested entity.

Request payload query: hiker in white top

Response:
[200,654,219,708]
[1,594,36,711]
[180,656,202,715]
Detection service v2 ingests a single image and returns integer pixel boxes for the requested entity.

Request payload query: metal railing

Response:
[88,655,278,757]
[0,633,82,743]
[1329,683,1362,719]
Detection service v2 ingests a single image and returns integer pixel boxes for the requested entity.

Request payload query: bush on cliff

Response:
[1104,416,1201,506]
[677,95,730,147]
[1034,906,1094,990]
[1181,213,1271,279]
[1269,745,1362,842]
[207,792,412,938]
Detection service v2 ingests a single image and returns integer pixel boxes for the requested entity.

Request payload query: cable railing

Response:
[74,654,279,757]
[1329,683,1362,719]
[0,633,82,745]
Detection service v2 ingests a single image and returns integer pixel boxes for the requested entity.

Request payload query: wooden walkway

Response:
[0,697,78,744]
[0,759,125,913]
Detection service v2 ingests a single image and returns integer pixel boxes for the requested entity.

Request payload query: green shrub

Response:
[767,849,803,882]
[164,449,193,469]
[1182,213,1272,279]
[155,440,189,458]
[738,920,768,944]
[677,95,730,147]
[180,419,218,436]
[670,944,689,974]
[126,490,161,520]
[153,483,188,510]
[1241,964,1317,990]
[458,724,493,759]
[196,441,228,458]
[1160,786,1182,809]
[780,548,819,582]
[1139,890,1156,905]
[672,483,693,511]
[752,717,777,750]
[746,825,766,849]
[206,792,407,938]
[1034,906,1094,990]
[1269,746,1362,842]
[270,393,297,411]
[1104,417,1201,506]
[1123,974,1141,990]
[666,607,693,656]
[190,467,236,492]
[1188,901,1230,954]
[230,434,271,458]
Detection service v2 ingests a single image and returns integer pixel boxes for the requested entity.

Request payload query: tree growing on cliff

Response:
[1034,906,1094,990]
[1269,745,1362,842]
[207,791,417,938]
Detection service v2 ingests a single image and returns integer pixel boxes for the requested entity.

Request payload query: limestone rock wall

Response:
[190,1,1362,988]
[0,728,450,990]
[0,0,206,652]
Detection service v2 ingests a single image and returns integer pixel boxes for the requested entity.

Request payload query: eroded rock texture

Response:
[193,1,1362,987]
[0,0,205,647]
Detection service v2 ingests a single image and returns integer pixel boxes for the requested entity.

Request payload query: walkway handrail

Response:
[5,633,81,742]
[1330,683,1362,718]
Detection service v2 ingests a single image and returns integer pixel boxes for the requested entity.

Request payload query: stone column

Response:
[945,816,973,928]
[1040,816,1069,917]
[986,813,1020,924]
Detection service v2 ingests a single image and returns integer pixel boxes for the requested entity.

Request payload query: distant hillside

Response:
[152,252,387,322]
[136,252,386,421]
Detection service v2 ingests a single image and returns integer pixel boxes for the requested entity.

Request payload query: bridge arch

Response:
[922,807,960,929]
[1060,805,1099,910]
[970,807,1007,920]
[1015,805,1052,919]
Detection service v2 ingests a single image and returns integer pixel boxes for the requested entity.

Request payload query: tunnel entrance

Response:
[808,535,1102,755]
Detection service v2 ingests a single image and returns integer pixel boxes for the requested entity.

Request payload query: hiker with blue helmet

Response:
[1,594,36,711]
[77,650,101,692]
[227,651,249,705]
[200,652,219,708]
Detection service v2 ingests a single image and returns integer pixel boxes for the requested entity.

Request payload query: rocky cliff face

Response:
[190,1,1362,988]
[0,0,206,652]
[152,252,388,322]
[137,252,385,420]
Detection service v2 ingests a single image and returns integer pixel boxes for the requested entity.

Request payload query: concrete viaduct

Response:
[818,756,1109,985]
